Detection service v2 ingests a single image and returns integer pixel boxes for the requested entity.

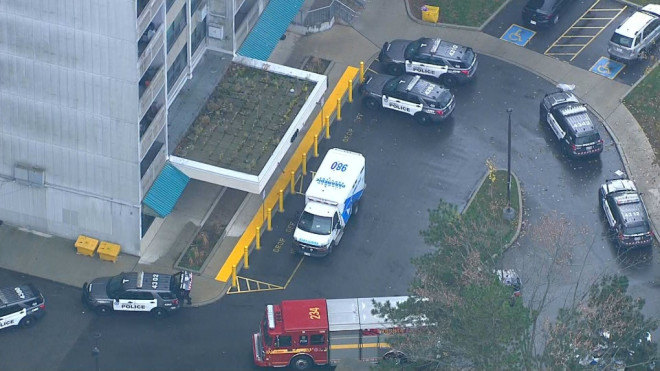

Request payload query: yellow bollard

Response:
[255,226,261,250]
[231,265,237,287]
[279,189,284,212]
[325,115,330,139]
[360,61,365,83]
[348,79,353,103]
[336,98,342,121]
[302,152,307,175]
[314,135,319,157]
[243,246,249,269]
[267,207,272,231]
[290,171,295,194]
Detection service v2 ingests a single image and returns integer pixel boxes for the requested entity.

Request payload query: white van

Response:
[608,4,660,62]
[293,148,366,257]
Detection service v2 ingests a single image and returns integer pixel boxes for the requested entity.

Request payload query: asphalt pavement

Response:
[1,0,659,312]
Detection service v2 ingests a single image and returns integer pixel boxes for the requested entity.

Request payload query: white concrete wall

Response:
[0,0,142,254]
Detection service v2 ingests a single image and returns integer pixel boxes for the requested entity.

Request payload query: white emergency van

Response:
[293,148,365,257]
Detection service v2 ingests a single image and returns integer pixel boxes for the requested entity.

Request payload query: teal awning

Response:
[237,0,305,61]
[143,163,190,218]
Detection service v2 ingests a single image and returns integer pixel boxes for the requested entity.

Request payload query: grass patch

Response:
[408,0,506,27]
[623,65,660,163]
[463,170,519,247]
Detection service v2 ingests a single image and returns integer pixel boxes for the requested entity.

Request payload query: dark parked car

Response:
[540,88,603,158]
[522,0,572,27]
[599,177,654,249]
[360,73,455,124]
[379,37,477,87]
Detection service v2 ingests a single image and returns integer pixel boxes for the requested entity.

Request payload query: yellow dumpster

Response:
[97,241,121,262]
[75,235,99,257]
[421,5,440,23]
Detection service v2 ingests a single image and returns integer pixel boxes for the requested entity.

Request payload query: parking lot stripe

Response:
[544,0,626,61]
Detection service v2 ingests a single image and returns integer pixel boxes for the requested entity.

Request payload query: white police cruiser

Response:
[599,177,654,249]
[0,284,45,330]
[379,37,478,87]
[82,271,182,318]
[360,73,455,124]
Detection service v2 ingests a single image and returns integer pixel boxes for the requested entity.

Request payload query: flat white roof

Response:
[305,148,365,205]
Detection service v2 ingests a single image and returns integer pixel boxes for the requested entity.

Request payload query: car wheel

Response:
[441,74,458,88]
[96,305,111,315]
[552,14,559,25]
[363,97,379,110]
[19,316,35,328]
[387,64,403,76]
[639,48,649,60]
[414,112,431,125]
[291,355,313,371]
[152,308,167,319]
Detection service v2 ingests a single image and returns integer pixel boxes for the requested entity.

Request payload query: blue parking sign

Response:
[589,57,625,80]
[501,25,535,47]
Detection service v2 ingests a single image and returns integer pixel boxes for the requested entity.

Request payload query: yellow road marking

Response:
[544,0,626,60]
[226,257,305,294]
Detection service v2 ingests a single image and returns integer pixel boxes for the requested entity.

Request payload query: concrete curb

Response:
[461,169,524,257]
[402,0,513,31]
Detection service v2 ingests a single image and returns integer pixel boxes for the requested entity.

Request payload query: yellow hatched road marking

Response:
[544,0,626,60]
[226,257,304,294]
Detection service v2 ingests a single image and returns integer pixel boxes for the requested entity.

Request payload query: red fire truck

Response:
[252,296,409,370]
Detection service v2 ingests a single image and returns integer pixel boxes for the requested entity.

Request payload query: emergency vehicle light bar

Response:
[406,75,421,91]
[136,272,144,288]
[267,305,276,329]
[430,38,442,53]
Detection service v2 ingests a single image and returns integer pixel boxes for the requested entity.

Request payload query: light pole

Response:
[92,332,101,371]
[503,108,515,220]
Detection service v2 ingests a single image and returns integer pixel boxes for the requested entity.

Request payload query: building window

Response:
[167,4,187,52]
[191,0,204,14]
[191,18,207,56]
[166,0,176,10]
[167,43,188,91]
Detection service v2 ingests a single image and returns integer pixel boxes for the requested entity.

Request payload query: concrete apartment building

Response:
[0,0,298,255]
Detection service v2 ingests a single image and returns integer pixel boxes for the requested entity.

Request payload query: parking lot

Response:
[483,0,660,85]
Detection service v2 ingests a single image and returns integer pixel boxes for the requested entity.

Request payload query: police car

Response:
[599,177,654,249]
[540,88,603,157]
[379,37,478,87]
[360,73,455,124]
[82,271,182,318]
[0,284,45,330]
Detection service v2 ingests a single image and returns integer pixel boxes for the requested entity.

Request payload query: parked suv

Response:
[0,284,45,330]
[608,4,660,62]
[360,73,455,124]
[540,89,603,157]
[82,271,182,318]
[522,0,572,27]
[379,37,477,87]
[599,177,654,249]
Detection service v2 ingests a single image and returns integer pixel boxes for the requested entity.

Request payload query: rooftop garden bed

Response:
[174,63,313,175]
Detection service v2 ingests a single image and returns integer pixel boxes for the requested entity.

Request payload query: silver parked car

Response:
[608,4,660,62]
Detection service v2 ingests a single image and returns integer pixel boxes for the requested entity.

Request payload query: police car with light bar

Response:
[599,177,654,249]
[360,73,455,124]
[540,88,603,157]
[82,271,183,318]
[379,37,478,87]
[0,284,45,330]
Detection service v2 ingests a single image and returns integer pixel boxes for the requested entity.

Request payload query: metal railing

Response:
[292,0,361,29]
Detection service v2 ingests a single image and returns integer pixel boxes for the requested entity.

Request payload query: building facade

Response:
[0,0,269,255]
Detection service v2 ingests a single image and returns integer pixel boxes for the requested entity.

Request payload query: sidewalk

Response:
[1,0,657,306]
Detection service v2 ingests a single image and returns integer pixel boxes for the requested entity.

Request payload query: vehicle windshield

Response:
[385,77,401,93]
[262,317,272,346]
[297,211,332,235]
[624,222,650,235]
[404,39,423,59]
[527,0,554,13]
[436,90,453,107]
[575,133,601,145]
[462,48,475,65]
[611,33,633,47]
[106,274,125,297]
